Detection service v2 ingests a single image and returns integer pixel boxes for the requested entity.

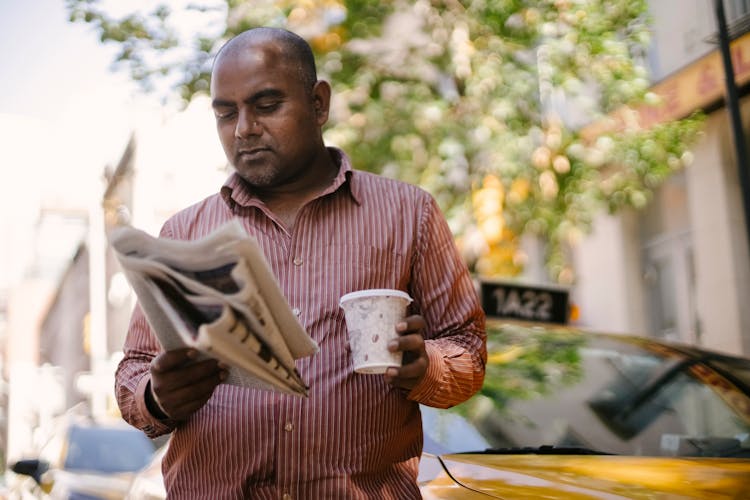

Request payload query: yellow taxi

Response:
[417,320,750,498]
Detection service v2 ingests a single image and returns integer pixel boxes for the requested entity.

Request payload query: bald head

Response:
[214,27,318,94]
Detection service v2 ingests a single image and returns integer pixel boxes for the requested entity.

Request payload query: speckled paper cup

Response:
[339,289,413,374]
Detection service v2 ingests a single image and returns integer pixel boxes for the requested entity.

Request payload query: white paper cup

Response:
[339,289,413,374]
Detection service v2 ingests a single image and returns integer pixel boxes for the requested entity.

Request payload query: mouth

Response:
[239,146,267,154]
[236,147,270,160]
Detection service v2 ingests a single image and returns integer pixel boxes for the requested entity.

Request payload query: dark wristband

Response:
[145,379,171,421]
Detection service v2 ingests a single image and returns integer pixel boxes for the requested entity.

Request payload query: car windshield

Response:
[422,324,750,458]
[64,425,156,473]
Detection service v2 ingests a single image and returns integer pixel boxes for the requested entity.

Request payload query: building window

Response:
[639,172,698,345]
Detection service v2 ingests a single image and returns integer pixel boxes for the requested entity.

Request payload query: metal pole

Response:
[714,0,750,254]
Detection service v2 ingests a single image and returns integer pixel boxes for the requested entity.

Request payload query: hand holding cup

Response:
[384,314,429,391]
[339,289,413,374]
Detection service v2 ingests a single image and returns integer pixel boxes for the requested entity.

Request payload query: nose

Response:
[235,109,262,138]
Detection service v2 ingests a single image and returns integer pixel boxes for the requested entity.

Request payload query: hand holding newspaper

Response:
[108,219,318,397]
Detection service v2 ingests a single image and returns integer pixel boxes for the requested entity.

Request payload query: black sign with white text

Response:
[480,281,569,324]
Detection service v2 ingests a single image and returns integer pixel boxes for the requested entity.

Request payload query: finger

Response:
[393,355,428,379]
[158,381,218,417]
[388,333,425,353]
[166,400,210,421]
[160,358,226,385]
[168,368,227,401]
[152,348,199,372]
[395,315,427,334]
[153,368,226,418]
[161,392,214,421]
[384,366,423,391]
[152,358,226,394]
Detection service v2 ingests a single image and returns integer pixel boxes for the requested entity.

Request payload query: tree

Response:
[67,0,704,283]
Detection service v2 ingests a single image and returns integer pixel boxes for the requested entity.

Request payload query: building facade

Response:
[573,0,750,355]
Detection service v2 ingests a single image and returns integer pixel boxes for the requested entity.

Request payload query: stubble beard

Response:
[232,155,285,190]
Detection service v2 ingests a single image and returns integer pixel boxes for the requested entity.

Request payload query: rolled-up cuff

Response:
[135,374,178,437]
[406,341,442,403]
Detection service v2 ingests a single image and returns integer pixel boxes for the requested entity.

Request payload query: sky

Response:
[0,0,141,151]
[0,0,224,291]
[0,0,141,290]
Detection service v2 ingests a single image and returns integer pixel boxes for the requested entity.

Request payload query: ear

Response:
[311,80,331,125]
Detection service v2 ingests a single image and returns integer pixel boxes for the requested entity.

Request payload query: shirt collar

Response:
[220,146,362,210]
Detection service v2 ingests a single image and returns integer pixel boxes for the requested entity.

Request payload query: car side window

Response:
[650,370,750,456]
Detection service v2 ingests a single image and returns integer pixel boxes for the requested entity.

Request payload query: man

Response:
[116,27,486,499]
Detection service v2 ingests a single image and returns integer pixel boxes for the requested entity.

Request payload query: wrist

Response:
[145,379,171,420]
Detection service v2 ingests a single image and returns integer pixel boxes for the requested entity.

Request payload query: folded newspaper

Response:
[108,219,318,397]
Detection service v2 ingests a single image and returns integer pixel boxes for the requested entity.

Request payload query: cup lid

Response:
[339,289,413,306]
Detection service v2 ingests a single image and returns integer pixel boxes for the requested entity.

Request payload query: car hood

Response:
[428,453,750,499]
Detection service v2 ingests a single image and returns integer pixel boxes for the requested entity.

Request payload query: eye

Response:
[256,100,282,114]
[213,108,236,120]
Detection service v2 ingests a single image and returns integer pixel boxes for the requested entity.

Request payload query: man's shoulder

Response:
[350,169,430,199]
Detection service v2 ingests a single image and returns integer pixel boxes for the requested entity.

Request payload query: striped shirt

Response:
[115,148,486,499]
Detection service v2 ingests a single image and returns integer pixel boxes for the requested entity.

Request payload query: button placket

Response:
[291,253,303,318]
[277,398,301,493]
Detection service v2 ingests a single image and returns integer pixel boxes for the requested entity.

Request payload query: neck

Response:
[259,151,338,205]
[253,149,339,229]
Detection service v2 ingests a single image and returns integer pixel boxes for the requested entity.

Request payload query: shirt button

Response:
[293,257,303,266]
[292,308,301,316]
[284,422,294,432]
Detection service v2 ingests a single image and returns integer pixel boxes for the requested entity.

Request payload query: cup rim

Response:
[339,288,413,306]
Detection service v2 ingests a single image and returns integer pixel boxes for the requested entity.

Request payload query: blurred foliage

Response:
[482,323,585,407]
[66,0,705,283]
[454,322,585,417]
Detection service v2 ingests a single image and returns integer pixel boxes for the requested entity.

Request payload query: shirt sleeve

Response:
[115,305,180,437]
[405,194,487,408]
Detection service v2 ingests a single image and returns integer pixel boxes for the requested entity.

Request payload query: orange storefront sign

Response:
[583,31,750,139]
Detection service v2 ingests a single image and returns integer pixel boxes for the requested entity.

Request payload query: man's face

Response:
[210,41,327,190]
